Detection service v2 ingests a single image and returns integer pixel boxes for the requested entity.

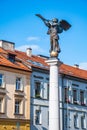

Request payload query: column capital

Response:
[45,58,63,67]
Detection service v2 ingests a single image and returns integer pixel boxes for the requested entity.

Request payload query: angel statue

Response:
[36,14,71,58]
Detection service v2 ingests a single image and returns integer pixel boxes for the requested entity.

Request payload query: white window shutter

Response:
[40,82,44,98]
[81,116,86,129]
[1,98,3,113]
[68,86,72,103]
[39,111,42,124]
[83,117,86,129]
[43,83,48,99]
[21,78,24,91]
[84,91,87,105]
[20,100,23,114]
[77,116,79,128]
[77,90,80,105]
[1,97,5,113]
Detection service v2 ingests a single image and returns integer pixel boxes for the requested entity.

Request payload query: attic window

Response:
[8,54,15,62]
[27,60,48,68]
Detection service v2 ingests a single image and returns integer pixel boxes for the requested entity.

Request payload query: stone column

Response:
[46,58,62,130]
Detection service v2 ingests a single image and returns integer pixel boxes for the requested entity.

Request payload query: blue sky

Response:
[0,0,87,69]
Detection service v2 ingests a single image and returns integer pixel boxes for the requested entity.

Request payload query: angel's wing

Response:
[60,20,71,31]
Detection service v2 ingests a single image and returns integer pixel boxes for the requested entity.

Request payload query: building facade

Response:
[59,64,87,130]
[0,40,31,130]
[30,67,49,130]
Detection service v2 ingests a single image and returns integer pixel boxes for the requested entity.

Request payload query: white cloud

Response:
[79,62,87,70]
[26,36,40,41]
[16,44,45,54]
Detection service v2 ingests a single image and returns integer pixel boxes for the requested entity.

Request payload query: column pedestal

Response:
[46,58,62,130]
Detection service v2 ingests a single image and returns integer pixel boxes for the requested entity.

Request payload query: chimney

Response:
[0,40,15,51]
[26,48,32,57]
[74,64,79,68]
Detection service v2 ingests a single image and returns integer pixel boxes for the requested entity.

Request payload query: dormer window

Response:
[8,53,15,62]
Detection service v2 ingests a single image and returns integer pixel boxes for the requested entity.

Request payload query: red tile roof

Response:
[14,50,87,80]
[60,64,87,80]
[0,48,31,72]
[15,50,49,70]
[1,47,87,80]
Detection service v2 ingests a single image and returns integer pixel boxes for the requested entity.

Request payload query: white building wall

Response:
[30,69,87,130]
[30,71,49,130]
[62,76,87,130]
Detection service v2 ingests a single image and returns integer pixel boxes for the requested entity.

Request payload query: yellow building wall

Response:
[0,119,30,130]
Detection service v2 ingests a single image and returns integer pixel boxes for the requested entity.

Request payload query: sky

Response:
[0,0,87,69]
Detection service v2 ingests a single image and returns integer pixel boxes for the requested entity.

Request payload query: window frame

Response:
[14,99,23,115]
[35,81,41,98]
[74,114,79,128]
[35,110,42,125]
[16,77,23,91]
[73,89,78,104]
[64,87,72,103]
[8,54,15,63]
[15,100,20,114]
[80,90,85,106]
[34,80,49,99]
[81,115,86,129]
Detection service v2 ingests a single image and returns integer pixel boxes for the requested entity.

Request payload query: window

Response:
[35,82,41,98]
[64,111,71,128]
[15,100,20,114]
[35,81,49,99]
[80,91,85,105]
[73,89,78,104]
[0,74,4,88]
[8,54,15,62]
[81,116,86,129]
[65,88,68,102]
[74,114,79,128]
[16,77,23,91]
[15,99,23,115]
[64,87,72,103]
[35,110,42,125]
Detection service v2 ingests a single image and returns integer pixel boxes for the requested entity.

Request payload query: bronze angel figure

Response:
[36,14,71,57]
